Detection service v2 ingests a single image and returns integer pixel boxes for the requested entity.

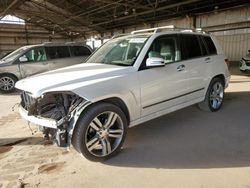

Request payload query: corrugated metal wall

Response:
[197,6,250,61]
[215,33,250,61]
[0,23,71,52]
[99,6,250,61]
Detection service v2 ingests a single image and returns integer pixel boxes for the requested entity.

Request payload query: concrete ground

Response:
[0,66,250,188]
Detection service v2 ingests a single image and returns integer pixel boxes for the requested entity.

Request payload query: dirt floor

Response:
[0,66,250,188]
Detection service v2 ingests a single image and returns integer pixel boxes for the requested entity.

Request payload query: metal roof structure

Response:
[0,0,249,38]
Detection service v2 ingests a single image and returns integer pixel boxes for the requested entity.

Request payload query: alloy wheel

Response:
[209,82,224,110]
[0,76,15,91]
[85,111,124,157]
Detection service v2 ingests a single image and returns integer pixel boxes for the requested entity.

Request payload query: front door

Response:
[139,35,189,117]
[19,47,50,78]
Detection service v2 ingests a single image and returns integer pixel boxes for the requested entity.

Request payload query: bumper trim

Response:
[19,105,57,129]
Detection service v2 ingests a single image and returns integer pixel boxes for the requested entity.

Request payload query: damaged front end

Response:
[19,91,91,147]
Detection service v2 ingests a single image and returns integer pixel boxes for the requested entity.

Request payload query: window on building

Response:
[0,15,25,25]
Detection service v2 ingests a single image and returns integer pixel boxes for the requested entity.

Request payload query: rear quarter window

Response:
[203,36,217,55]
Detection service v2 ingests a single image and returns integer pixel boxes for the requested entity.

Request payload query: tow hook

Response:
[56,129,67,147]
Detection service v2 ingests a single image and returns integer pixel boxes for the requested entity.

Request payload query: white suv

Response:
[16,26,230,161]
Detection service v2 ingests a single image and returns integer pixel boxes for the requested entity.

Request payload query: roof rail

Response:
[131,25,207,34]
[131,25,175,34]
[112,34,127,39]
[65,41,83,44]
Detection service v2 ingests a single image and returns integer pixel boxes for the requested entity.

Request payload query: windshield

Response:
[86,35,149,66]
[1,46,28,62]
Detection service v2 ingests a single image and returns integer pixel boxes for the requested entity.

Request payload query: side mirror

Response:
[248,49,250,53]
[19,55,28,62]
[146,57,165,67]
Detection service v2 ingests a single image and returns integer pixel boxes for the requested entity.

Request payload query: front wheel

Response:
[72,103,127,161]
[198,78,224,112]
[0,75,17,93]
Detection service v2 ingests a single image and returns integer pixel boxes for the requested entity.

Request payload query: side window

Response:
[199,36,209,56]
[57,46,70,58]
[203,36,217,55]
[181,34,202,59]
[23,47,47,62]
[46,46,70,60]
[71,46,91,56]
[146,35,181,64]
[46,47,57,59]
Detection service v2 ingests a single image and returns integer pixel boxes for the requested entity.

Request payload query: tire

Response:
[72,102,128,161]
[0,74,17,93]
[198,77,224,112]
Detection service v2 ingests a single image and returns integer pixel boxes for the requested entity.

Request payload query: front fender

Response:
[72,74,141,122]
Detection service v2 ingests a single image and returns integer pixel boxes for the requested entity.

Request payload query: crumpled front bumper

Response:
[19,104,57,129]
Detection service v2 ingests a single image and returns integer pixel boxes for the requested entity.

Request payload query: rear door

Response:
[19,47,50,78]
[46,46,75,70]
[180,34,209,101]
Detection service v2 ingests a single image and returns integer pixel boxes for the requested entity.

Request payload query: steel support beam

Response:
[0,0,26,17]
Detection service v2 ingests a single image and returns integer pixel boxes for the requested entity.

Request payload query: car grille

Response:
[21,91,36,111]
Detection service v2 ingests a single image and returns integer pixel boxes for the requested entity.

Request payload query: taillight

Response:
[224,59,230,67]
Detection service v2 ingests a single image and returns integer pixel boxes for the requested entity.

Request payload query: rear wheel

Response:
[0,75,17,93]
[198,78,224,112]
[72,102,127,161]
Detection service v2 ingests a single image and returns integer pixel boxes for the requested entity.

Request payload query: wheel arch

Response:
[212,74,225,87]
[0,72,19,81]
[94,97,130,124]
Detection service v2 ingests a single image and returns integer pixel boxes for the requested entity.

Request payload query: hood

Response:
[0,59,12,66]
[15,63,135,98]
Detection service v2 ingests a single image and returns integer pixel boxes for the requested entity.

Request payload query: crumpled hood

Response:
[15,63,135,98]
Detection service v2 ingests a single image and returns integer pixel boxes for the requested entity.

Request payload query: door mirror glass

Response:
[146,57,165,67]
[19,55,28,62]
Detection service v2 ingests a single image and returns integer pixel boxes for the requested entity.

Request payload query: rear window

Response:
[46,46,70,59]
[181,34,202,59]
[203,36,217,55]
[70,46,91,56]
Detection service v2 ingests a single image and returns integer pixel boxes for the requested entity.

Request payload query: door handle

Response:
[177,64,185,71]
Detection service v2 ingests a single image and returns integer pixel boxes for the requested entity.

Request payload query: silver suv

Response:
[0,43,92,93]
[16,26,230,161]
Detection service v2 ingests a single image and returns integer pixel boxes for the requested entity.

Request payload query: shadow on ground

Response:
[105,91,250,169]
[0,137,52,147]
[0,90,21,96]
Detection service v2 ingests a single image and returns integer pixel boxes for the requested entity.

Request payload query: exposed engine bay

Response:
[20,91,88,147]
